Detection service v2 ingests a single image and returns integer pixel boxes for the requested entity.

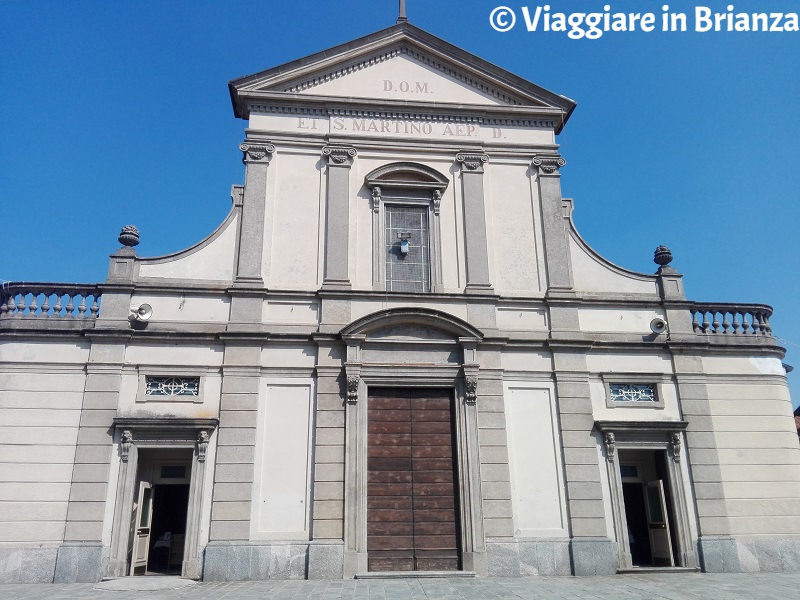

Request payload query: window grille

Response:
[145,376,200,397]
[609,383,657,403]
[385,204,430,293]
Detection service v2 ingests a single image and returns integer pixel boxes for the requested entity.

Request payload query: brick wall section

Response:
[210,369,258,541]
[311,371,345,539]
[478,374,514,538]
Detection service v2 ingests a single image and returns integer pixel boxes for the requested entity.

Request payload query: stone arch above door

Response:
[342,307,482,339]
[340,308,483,398]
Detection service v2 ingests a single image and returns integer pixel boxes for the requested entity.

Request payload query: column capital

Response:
[239,142,275,164]
[322,145,357,166]
[455,151,489,173]
[531,153,566,176]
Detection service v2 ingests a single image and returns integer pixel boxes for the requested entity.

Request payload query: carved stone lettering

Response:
[382,80,432,94]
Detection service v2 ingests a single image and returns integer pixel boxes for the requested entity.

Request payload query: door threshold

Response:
[356,571,476,579]
[618,567,700,574]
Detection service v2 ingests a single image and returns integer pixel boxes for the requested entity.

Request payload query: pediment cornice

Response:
[229,23,576,131]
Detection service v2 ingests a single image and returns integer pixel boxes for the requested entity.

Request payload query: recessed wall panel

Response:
[254,383,312,537]
[505,385,566,536]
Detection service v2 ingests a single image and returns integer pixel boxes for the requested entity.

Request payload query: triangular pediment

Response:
[265,45,527,107]
[230,23,575,127]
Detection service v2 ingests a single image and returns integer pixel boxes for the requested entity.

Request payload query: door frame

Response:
[595,420,697,571]
[339,309,486,577]
[107,418,217,579]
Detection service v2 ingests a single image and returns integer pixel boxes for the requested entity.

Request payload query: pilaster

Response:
[551,345,617,575]
[322,145,356,290]
[236,142,274,286]
[209,344,261,543]
[455,151,493,294]
[669,351,733,571]
[56,332,129,582]
[532,154,573,292]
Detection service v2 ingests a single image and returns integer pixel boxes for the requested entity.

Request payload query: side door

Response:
[130,481,154,575]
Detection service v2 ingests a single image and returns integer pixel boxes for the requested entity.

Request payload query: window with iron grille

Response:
[385,204,430,293]
[609,383,657,403]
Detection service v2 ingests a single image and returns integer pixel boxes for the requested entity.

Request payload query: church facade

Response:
[1,21,798,583]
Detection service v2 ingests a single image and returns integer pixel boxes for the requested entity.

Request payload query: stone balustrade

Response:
[0,283,102,319]
[690,302,772,336]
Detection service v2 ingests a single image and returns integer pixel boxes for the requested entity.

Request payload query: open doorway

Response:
[130,449,193,575]
[618,449,679,568]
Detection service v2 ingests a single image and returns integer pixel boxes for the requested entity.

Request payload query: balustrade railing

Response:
[0,283,102,319]
[690,302,772,336]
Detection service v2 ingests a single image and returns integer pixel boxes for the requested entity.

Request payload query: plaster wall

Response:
[496,306,548,332]
[267,149,323,290]
[500,350,553,373]
[124,343,225,367]
[137,212,239,281]
[263,299,320,325]
[487,159,544,296]
[568,234,658,295]
[578,308,665,334]
[129,294,231,323]
[693,378,800,536]
[503,383,568,537]
[350,300,468,323]
[0,340,90,365]
[296,54,505,106]
[250,379,314,540]
[585,352,673,375]
[0,367,85,546]
[260,345,317,369]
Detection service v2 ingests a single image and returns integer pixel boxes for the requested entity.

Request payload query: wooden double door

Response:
[367,388,461,571]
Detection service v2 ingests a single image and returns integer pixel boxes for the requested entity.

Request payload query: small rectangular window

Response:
[385,204,430,293]
[145,376,200,397]
[609,384,657,403]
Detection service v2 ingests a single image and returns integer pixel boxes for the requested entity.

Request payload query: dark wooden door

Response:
[367,388,461,572]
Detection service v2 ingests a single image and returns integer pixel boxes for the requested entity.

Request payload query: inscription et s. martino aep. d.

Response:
[298,117,503,139]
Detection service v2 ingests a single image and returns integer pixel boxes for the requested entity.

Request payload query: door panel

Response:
[645,480,675,567]
[367,388,460,572]
[130,481,153,575]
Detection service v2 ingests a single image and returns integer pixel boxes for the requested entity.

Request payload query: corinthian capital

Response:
[531,154,566,176]
[240,142,275,164]
[322,145,357,166]
[455,152,489,173]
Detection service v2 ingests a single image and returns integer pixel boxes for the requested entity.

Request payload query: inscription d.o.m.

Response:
[383,80,431,94]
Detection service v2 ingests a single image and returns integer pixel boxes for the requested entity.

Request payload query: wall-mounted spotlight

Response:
[129,303,153,323]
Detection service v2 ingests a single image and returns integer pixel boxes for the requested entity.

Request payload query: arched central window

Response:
[365,163,449,293]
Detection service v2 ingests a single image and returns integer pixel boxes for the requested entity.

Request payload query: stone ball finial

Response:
[654,245,673,266]
[118,225,140,247]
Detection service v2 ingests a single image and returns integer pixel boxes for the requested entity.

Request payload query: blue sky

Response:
[2,1,799,405]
